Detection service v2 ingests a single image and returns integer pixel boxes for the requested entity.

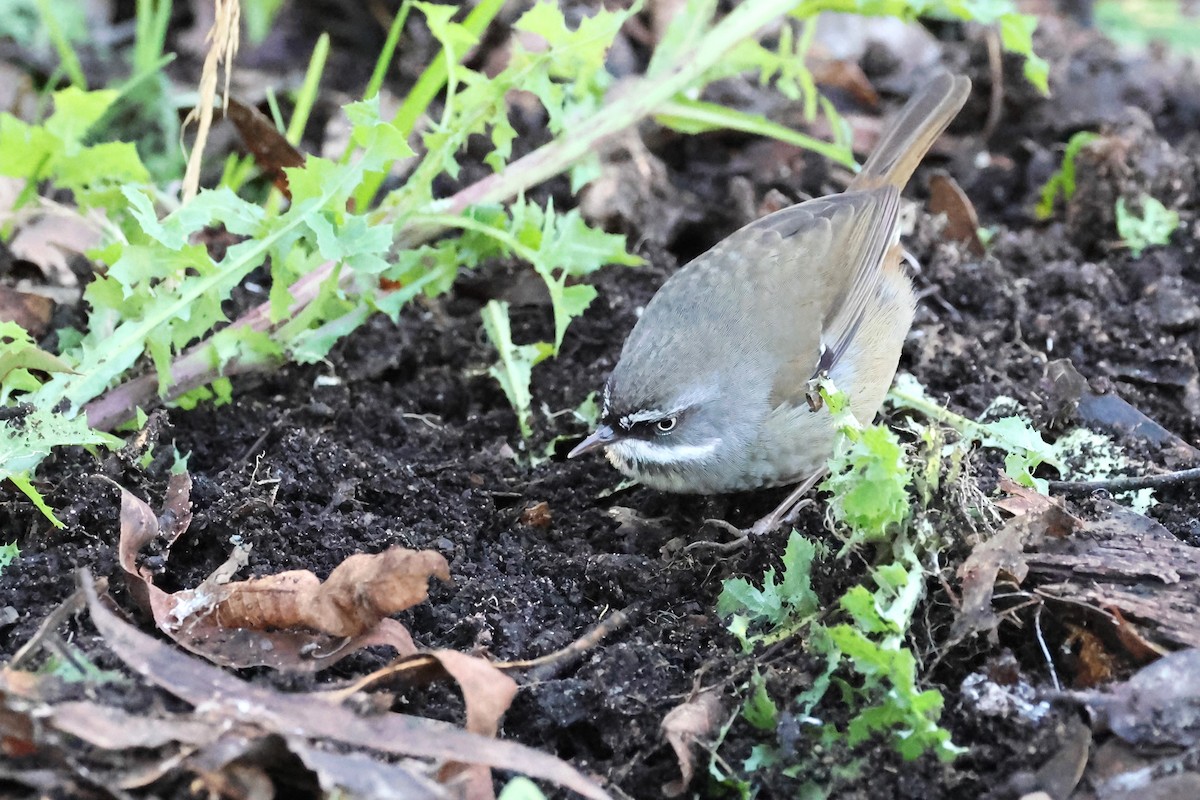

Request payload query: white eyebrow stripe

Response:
[621,408,669,428]
[610,437,720,466]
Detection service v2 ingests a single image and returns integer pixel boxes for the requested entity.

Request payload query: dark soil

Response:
[4,4,1200,799]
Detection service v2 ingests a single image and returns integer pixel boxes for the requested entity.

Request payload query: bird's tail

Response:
[849,72,972,192]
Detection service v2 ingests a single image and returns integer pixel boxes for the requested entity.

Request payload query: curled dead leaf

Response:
[211,548,450,637]
[116,476,444,670]
[953,500,1079,641]
[661,690,725,797]
[928,171,985,255]
[81,575,610,800]
[223,98,304,196]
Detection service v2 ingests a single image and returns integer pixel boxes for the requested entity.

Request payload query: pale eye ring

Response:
[655,416,678,434]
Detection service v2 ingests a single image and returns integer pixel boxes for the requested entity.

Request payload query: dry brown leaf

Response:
[81,575,611,800]
[1106,605,1169,663]
[994,475,1055,517]
[0,691,37,757]
[211,548,450,637]
[223,98,304,197]
[0,288,54,338]
[286,739,443,800]
[953,502,1080,641]
[518,501,552,528]
[116,477,440,670]
[5,206,102,288]
[810,59,879,107]
[661,690,724,797]
[928,171,985,255]
[50,702,223,750]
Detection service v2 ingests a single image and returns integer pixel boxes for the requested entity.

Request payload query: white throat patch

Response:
[608,436,720,467]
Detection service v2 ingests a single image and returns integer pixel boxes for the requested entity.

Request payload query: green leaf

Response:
[1035,131,1100,220]
[717,531,819,650]
[822,425,912,541]
[743,670,779,731]
[998,12,1049,92]
[0,540,18,573]
[481,300,553,439]
[1116,195,1180,257]
[0,322,75,387]
[497,777,547,800]
[45,87,119,143]
[981,415,1062,490]
[655,98,855,169]
[0,405,116,527]
[346,96,416,164]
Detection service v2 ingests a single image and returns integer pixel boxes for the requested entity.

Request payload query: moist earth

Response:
[3,6,1200,799]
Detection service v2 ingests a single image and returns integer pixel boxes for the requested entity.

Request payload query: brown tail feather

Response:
[849,73,971,193]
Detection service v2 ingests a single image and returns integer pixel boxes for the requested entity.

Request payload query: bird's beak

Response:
[568,425,616,459]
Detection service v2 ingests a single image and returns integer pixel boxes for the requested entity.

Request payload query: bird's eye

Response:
[655,417,678,434]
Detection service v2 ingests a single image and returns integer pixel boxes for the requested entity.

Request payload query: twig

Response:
[319,607,635,703]
[1034,603,1061,692]
[981,26,1004,142]
[1047,467,1200,494]
[9,585,89,668]
[502,605,636,676]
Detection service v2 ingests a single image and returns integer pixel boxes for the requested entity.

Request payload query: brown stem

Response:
[1047,467,1200,494]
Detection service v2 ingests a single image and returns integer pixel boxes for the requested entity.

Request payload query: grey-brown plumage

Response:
[570,73,972,496]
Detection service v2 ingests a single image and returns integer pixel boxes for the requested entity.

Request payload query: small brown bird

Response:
[569,73,971,531]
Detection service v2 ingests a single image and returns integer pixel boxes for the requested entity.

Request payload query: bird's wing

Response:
[746,187,901,409]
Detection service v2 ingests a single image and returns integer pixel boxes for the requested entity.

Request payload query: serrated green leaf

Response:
[45,87,118,143]
[823,424,911,540]
[414,1,478,53]
[481,300,552,439]
[346,96,415,164]
[0,325,74,385]
[1117,195,1179,257]
[743,670,779,730]
[0,405,116,526]
[0,540,18,572]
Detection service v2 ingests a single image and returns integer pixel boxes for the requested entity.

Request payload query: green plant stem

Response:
[133,0,173,75]
[414,213,541,261]
[440,0,813,214]
[364,0,413,101]
[35,0,87,89]
[352,0,505,208]
[655,98,856,168]
[286,33,330,146]
[888,385,987,440]
[392,0,505,136]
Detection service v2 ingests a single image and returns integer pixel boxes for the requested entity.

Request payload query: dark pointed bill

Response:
[567,425,616,459]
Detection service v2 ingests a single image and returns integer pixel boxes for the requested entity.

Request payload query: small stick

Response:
[9,586,89,668]
[500,606,635,672]
[320,607,636,703]
[1047,466,1200,494]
